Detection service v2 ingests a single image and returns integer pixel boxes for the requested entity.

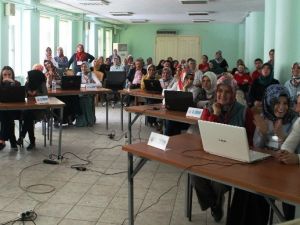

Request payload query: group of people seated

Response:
[102,49,299,224]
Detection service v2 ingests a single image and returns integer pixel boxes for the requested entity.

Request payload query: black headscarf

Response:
[27,70,46,91]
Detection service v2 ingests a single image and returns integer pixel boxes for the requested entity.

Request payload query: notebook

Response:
[0,86,25,102]
[61,76,81,90]
[105,71,126,90]
[164,90,194,112]
[144,79,162,93]
[198,120,270,163]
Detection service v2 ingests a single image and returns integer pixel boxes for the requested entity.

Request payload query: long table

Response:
[48,88,112,129]
[119,89,163,130]
[0,97,65,157]
[122,133,300,225]
[125,103,198,143]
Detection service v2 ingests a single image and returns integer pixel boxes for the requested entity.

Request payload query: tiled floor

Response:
[0,105,242,225]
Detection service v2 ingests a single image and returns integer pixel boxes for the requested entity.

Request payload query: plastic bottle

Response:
[51,80,56,91]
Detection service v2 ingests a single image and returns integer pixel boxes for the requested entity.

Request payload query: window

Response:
[105,29,112,58]
[8,8,21,75]
[39,15,54,63]
[97,28,104,57]
[59,19,72,58]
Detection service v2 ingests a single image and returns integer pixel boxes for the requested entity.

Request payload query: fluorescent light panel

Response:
[192,19,211,23]
[188,11,209,16]
[180,0,208,4]
[131,19,148,23]
[77,0,110,5]
[110,12,133,16]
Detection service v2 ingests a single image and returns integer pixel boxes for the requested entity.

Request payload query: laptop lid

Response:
[105,71,126,90]
[144,80,162,93]
[61,76,81,90]
[164,90,194,112]
[0,86,25,103]
[198,120,254,162]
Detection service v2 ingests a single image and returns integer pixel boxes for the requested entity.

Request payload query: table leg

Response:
[128,112,132,144]
[106,93,108,130]
[50,109,53,146]
[265,197,286,222]
[128,152,134,225]
[58,107,63,158]
[121,94,124,131]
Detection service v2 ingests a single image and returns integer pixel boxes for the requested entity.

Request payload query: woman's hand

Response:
[3,78,14,83]
[253,114,268,136]
[275,150,299,164]
[274,119,286,141]
[212,103,221,116]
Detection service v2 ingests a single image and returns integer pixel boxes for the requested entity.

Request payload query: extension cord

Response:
[19,211,35,221]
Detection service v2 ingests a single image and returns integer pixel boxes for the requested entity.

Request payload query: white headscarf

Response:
[202,71,217,95]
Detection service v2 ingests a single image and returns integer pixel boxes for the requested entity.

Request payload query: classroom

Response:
[0,0,299,225]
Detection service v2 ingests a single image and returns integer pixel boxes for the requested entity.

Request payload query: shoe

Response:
[10,140,18,150]
[26,143,35,151]
[211,204,223,222]
[16,137,24,148]
[0,143,6,151]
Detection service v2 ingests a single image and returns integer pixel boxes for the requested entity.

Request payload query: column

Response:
[264,0,276,62]
[274,0,300,82]
[0,3,9,67]
[238,22,245,61]
[244,12,264,71]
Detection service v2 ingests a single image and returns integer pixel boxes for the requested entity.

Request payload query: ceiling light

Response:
[77,0,110,5]
[110,12,133,16]
[130,19,149,23]
[188,11,209,16]
[192,19,212,23]
[180,0,208,4]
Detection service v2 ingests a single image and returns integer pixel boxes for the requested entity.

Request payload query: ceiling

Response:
[40,0,264,25]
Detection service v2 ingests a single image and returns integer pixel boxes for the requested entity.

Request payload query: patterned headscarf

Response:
[262,84,295,123]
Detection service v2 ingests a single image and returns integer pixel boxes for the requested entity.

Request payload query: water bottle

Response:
[51,80,56,91]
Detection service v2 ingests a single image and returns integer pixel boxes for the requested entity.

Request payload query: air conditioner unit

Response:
[156,30,177,35]
[5,3,15,16]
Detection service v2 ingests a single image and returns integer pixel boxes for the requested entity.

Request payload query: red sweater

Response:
[198,63,209,73]
[251,70,261,81]
[233,73,253,86]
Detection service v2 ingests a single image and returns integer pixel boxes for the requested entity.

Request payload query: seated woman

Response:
[191,74,255,223]
[284,62,300,106]
[195,71,217,108]
[0,66,21,150]
[159,67,176,90]
[141,64,161,90]
[45,60,80,126]
[228,84,297,225]
[164,73,200,136]
[248,62,279,108]
[233,64,252,93]
[17,70,47,150]
[76,62,101,127]
[276,93,300,220]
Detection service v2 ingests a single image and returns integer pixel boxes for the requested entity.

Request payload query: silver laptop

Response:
[198,120,270,163]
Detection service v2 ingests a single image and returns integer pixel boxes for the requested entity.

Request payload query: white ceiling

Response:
[40,0,264,25]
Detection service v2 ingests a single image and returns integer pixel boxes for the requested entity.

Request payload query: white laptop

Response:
[198,120,270,163]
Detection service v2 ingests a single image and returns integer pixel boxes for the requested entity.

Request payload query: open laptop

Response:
[105,71,126,90]
[198,120,270,163]
[144,80,162,93]
[0,86,25,103]
[164,90,194,112]
[61,76,81,90]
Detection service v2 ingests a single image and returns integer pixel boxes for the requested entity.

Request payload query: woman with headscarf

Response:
[68,44,95,75]
[54,47,68,70]
[76,62,101,127]
[195,71,217,108]
[248,62,279,108]
[44,47,58,68]
[228,84,298,225]
[0,66,21,150]
[191,74,255,223]
[17,70,47,150]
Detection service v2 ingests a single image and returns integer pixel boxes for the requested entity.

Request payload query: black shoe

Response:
[16,138,24,148]
[0,143,6,151]
[26,143,35,151]
[10,141,18,150]
[211,204,223,222]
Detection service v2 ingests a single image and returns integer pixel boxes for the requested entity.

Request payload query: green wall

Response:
[118,23,241,69]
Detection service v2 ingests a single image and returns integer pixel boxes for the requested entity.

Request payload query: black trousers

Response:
[20,110,36,143]
[0,111,19,142]
[164,120,190,136]
[191,175,230,211]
